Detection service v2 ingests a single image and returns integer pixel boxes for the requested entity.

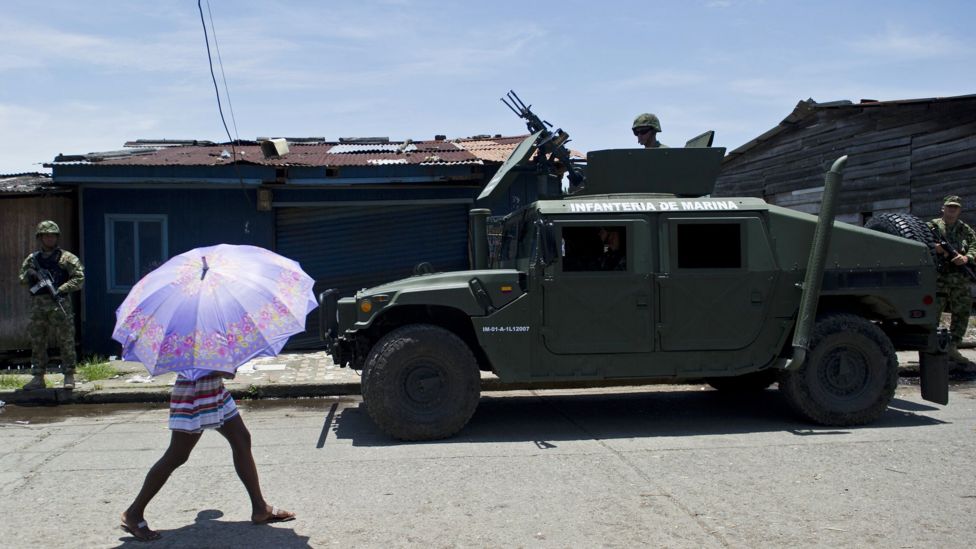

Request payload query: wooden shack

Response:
[714,94,976,227]
[0,173,77,357]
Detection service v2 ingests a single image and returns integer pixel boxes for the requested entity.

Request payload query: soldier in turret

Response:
[18,220,85,390]
[928,196,975,367]
[632,113,667,149]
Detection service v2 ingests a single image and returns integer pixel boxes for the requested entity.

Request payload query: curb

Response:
[0,382,366,406]
[1,369,956,407]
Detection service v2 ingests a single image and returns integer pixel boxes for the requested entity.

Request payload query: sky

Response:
[1,0,974,174]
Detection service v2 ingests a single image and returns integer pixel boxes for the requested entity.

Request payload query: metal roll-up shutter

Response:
[276,202,471,349]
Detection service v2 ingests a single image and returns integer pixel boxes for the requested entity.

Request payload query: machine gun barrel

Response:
[930,227,976,282]
[501,90,585,191]
[29,255,68,316]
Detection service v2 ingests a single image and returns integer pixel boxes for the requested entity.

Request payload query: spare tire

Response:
[865,213,937,264]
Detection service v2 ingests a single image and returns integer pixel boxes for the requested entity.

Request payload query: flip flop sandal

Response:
[120,518,162,541]
[253,506,296,525]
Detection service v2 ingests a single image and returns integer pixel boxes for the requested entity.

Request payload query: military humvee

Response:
[320,92,949,441]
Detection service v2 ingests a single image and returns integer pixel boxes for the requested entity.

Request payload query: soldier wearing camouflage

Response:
[18,220,85,390]
[928,195,975,365]
[632,113,667,149]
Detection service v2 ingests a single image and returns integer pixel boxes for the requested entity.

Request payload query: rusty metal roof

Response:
[0,172,65,195]
[50,135,535,168]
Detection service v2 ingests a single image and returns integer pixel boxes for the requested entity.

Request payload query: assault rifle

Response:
[28,254,68,316]
[930,226,976,282]
[500,90,586,192]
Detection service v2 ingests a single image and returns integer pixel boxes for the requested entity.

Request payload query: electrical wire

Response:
[197,0,235,146]
[205,0,240,142]
[197,0,253,213]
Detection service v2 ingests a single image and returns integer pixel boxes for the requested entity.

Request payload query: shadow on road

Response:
[331,388,948,447]
[112,509,310,548]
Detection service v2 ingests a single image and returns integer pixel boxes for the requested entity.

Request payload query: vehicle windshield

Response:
[494,210,537,270]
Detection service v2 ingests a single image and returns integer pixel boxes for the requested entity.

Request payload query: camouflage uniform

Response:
[18,222,85,379]
[928,200,976,354]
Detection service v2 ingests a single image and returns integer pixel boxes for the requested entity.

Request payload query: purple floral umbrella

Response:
[112,244,317,381]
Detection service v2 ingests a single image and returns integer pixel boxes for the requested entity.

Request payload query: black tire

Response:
[865,212,937,263]
[707,369,778,392]
[779,314,897,426]
[362,324,480,441]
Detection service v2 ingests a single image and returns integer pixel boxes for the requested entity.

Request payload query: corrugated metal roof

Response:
[49,135,532,168]
[0,172,66,194]
[328,143,418,154]
[726,93,976,160]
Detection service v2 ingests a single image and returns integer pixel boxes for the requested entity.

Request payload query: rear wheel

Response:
[780,314,897,426]
[362,324,480,441]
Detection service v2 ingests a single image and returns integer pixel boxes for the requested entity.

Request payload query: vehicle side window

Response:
[676,223,741,269]
[561,225,627,272]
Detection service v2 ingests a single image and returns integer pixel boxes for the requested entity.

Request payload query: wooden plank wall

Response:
[0,193,77,351]
[715,99,976,227]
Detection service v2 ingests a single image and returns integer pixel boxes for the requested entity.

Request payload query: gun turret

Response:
[29,254,68,316]
[501,90,585,192]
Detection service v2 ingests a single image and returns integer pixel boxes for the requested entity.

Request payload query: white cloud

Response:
[0,19,202,74]
[851,24,966,60]
[726,77,792,99]
[607,70,709,91]
[0,101,204,173]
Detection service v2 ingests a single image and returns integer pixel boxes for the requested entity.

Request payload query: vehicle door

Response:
[657,215,777,350]
[541,218,653,354]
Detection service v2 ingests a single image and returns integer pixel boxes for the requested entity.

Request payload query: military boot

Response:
[63,372,75,390]
[22,375,46,391]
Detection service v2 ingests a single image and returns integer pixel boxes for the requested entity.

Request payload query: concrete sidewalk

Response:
[2,347,974,407]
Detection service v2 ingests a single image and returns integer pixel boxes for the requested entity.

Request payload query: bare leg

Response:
[122,430,202,539]
[217,414,294,523]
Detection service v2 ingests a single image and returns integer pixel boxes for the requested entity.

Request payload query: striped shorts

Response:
[168,374,239,433]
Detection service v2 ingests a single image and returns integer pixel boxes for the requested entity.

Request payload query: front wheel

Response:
[779,314,897,426]
[362,324,480,441]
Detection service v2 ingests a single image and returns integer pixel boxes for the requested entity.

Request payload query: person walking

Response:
[120,372,295,541]
[632,113,667,149]
[18,220,84,390]
[928,195,976,367]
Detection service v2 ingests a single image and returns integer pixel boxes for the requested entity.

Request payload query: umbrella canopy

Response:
[112,244,317,380]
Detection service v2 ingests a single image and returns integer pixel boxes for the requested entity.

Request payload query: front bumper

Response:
[318,289,339,342]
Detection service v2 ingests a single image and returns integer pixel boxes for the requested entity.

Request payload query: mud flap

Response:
[919,351,949,405]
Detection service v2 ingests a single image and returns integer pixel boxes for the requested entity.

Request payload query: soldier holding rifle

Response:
[18,220,85,390]
[928,196,976,367]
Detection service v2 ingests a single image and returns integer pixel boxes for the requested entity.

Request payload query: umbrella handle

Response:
[201,256,209,280]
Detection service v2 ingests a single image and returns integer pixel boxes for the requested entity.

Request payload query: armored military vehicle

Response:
[320,92,949,441]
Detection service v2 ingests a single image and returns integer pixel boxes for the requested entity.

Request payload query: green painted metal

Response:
[787,155,847,370]
[320,96,948,437]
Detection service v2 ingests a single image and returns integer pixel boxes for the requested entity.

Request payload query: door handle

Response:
[637,295,650,308]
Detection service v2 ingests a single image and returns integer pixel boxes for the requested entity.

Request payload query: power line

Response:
[197,0,253,215]
[197,0,235,145]
[205,0,240,142]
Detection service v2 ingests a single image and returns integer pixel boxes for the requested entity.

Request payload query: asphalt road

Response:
[1,382,975,548]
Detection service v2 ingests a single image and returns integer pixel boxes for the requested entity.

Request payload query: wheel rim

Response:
[401,359,445,409]
[818,346,870,399]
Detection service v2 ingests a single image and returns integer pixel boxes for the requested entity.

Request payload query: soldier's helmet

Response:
[943,195,962,207]
[35,220,61,236]
[632,113,662,133]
